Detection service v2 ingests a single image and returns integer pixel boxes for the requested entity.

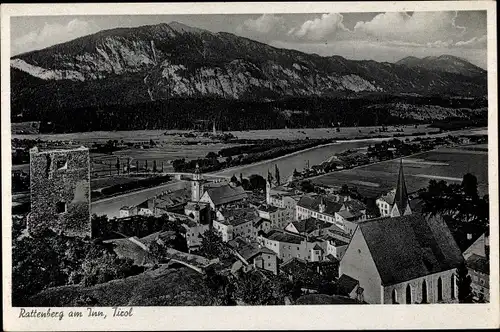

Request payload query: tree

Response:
[249,174,267,191]
[235,271,281,305]
[206,151,218,160]
[115,157,120,174]
[275,164,281,186]
[340,184,349,195]
[457,262,473,303]
[197,229,232,261]
[293,168,300,177]
[462,173,479,200]
[204,266,236,305]
[300,180,315,193]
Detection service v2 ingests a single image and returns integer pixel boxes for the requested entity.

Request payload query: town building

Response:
[464,232,490,302]
[119,189,191,218]
[200,184,247,209]
[164,212,210,252]
[184,201,212,225]
[296,194,366,234]
[339,213,463,304]
[253,217,272,235]
[466,254,489,302]
[259,229,326,262]
[256,204,293,230]
[376,159,412,218]
[28,146,91,237]
[296,195,343,223]
[228,237,279,275]
[284,217,331,237]
[213,205,259,242]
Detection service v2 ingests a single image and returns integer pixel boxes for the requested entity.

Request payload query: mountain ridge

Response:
[11,21,487,113]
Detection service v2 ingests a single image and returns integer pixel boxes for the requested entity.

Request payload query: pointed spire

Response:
[394,159,409,214]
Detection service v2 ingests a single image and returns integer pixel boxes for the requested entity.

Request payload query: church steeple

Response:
[392,159,411,216]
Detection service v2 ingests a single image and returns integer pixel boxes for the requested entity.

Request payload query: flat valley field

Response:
[12,124,436,143]
[312,145,489,198]
[228,124,437,140]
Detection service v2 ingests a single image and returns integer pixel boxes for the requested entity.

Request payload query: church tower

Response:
[266,169,273,205]
[191,163,203,202]
[390,159,412,217]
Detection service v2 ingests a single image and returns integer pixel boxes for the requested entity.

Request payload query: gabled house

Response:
[339,213,463,304]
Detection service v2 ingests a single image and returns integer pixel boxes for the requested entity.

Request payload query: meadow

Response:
[312,146,489,198]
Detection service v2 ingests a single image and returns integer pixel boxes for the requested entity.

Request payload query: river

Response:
[91,127,486,218]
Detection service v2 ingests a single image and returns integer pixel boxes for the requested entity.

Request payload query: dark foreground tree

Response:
[457,262,473,303]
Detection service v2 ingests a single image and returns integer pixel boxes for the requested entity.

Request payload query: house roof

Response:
[297,195,343,216]
[218,206,260,226]
[205,184,247,206]
[280,257,308,272]
[378,189,396,205]
[228,237,275,261]
[152,189,191,209]
[337,274,359,295]
[358,213,464,286]
[253,218,271,228]
[185,201,209,211]
[466,254,489,275]
[265,230,304,244]
[291,217,331,234]
[342,199,366,211]
[336,209,362,221]
[313,244,323,251]
[257,204,279,213]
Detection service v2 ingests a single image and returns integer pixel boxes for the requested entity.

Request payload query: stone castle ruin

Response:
[28,146,91,237]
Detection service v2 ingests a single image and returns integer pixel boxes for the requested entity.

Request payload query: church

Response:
[339,159,464,304]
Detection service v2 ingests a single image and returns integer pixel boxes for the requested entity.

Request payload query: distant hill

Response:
[396,55,486,77]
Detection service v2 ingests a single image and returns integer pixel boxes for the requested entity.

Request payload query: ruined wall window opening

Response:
[45,154,52,178]
[56,201,67,214]
[57,158,68,170]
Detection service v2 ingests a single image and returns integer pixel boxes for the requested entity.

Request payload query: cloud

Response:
[288,13,349,41]
[237,14,285,35]
[12,19,100,55]
[353,11,466,44]
[455,35,487,48]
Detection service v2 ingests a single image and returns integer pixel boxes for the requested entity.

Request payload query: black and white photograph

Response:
[2,2,498,331]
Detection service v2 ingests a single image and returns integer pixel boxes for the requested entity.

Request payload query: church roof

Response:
[394,159,410,213]
[358,213,464,286]
[205,184,247,206]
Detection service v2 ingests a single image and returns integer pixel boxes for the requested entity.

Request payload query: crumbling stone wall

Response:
[28,146,91,238]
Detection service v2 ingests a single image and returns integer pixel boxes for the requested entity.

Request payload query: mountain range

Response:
[9,22,488,133]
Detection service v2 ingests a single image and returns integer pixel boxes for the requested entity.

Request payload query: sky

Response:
[10,11,487,68]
